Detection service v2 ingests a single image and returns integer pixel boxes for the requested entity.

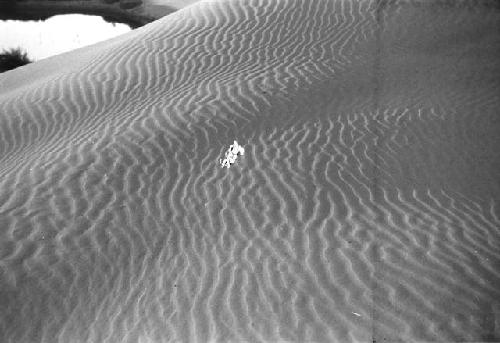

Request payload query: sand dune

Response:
[1,0,500,342]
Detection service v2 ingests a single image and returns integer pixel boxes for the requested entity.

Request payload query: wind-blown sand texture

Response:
[1,0,500,342]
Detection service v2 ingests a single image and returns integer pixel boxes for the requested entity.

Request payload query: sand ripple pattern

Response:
[1,0,499,342]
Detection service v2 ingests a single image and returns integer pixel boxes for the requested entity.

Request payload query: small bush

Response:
[0,48,33,73]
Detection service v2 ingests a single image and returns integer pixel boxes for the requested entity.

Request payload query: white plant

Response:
[220,140,245,168]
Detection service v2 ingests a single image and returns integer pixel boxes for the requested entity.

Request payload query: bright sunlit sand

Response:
[0,0,499,342]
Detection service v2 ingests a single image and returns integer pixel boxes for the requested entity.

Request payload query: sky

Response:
[0,14,131,61]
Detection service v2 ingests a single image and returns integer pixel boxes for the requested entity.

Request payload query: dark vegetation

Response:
[0,48,33,73]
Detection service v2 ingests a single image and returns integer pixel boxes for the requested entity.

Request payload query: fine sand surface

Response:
[1,0,500,342]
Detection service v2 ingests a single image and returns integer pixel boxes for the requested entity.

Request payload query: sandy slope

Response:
[1,0,500,342]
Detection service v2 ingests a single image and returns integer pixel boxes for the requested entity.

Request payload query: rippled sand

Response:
[1,0,499,342]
